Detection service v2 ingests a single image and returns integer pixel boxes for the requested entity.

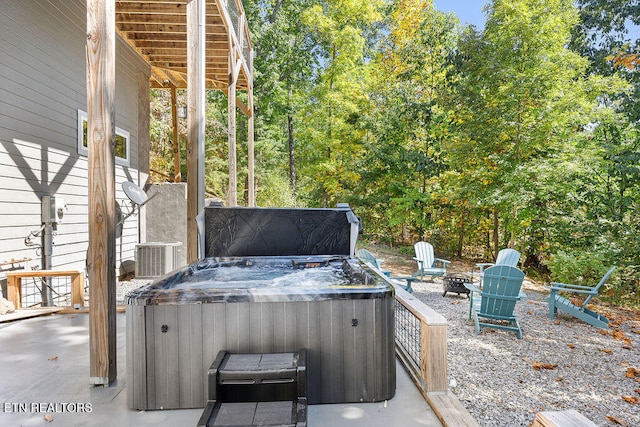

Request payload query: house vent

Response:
[135,242,182,279]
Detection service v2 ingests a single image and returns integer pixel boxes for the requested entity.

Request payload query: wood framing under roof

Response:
[115,0,252,90]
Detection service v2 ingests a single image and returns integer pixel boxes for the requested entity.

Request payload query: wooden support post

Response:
[247,88,255,207]
[137,70,150,187]
[420,321,448,393]
[186,0,205,262]
[86,0,117,386]
[137,70,150,242]
[171,85,181,182]
[228,50,237,207]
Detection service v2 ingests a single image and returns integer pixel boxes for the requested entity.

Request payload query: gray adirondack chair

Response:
[356,248,391,276]
[464,265,526,339]
[476,248,520,286]
[412,241,450,281]
[546,266,615,329]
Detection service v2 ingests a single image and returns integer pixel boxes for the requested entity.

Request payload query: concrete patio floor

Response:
[0,312,443,426]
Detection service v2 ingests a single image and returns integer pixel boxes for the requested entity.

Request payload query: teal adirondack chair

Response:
[464,265,526,339]
[356,248,391,276]
[412,242,450,281]
[357,248,417,293]
[546,266,615,329]
[476,248,521,286]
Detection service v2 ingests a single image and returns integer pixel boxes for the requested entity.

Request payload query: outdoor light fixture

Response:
[177,105,187,119]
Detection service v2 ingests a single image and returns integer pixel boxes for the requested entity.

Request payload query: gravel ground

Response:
[116,278,150,303]
[411,276,640,427]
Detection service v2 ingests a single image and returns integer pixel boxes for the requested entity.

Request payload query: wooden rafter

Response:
[115,0,252,90]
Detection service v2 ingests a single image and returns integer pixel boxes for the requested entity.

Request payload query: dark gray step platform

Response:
[208,350,307,403]
[198,399,307,427]
[198,350,308,427]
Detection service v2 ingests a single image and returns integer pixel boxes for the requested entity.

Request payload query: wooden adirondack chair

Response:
[464,265,526,339]
[546,266,615,329]
[356,248,391,276]
[356,248,417,293]
[412,241,450,281]
[476,248,520,286]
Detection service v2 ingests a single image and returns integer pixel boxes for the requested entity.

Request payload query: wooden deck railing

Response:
[392,282,480,427]
[5,269,84,309]
[393,284,448,393]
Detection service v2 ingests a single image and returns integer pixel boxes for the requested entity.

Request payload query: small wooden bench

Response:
[5,270,84,309]
[531,409,597,427]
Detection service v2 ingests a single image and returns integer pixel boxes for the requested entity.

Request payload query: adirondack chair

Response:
[476,248,521,286]
[356,248,417,292]
[464,265,526,339]
[546,266,615,329]
[356,248,391,276]
[412,241,450,281]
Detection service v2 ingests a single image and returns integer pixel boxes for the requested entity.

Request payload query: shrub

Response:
[546,250,610,286]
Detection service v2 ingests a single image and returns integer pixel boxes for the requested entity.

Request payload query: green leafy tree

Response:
[244,0,318,204]
[296,0,383,208]
[359,0,458,246]
[446,0,615,264]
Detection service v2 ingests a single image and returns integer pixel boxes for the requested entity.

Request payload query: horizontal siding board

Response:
[0,0,149,278]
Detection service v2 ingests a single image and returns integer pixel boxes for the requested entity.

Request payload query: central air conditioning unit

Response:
[135,242,182,279]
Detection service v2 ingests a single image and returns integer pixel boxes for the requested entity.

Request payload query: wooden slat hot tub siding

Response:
[126,297,395,410]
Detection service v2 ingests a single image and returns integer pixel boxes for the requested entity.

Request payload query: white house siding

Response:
[0,0,151,286]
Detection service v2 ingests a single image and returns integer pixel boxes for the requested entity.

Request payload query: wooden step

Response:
[531,409,597,427]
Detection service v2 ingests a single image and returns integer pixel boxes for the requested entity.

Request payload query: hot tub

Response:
[126,205,395,410]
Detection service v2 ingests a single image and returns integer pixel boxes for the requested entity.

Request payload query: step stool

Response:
[197,349,307,427]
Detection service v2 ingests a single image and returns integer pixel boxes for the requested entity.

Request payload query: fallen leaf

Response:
[612,330,627,341]
[602,349,613,354]
[532,361,558,371]
[635,389,640,395]
[567,344,575,349]
[606,415,627,426]
[527,311,533,315]
[556,377,563,381]
[622,395,639,404]
[598,329,608,335]
[48,356,58,361]
[44,414,54,422]
[626,367,639,378]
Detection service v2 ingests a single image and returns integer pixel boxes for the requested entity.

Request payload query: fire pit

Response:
[443,274,472,298]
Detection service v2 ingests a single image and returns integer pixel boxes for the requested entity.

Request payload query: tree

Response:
[445,0,604,263]
[295,0,383,208]
[359,0,458,245]
[245,0,317,204]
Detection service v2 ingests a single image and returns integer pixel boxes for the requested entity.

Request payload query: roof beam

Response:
[116,23,225,34]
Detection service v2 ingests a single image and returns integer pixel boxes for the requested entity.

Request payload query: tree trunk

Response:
[492,208,499,259]
[457,217,465,257]
[508,205,517,248]
[288,113,296,196]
